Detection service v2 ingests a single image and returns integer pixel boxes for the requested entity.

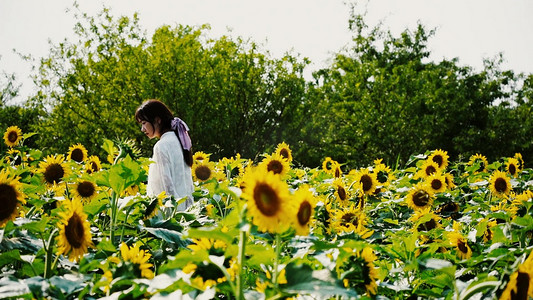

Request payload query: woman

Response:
[135,99,194,211]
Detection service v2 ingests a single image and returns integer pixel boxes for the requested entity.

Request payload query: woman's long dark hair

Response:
[135,99,193,167]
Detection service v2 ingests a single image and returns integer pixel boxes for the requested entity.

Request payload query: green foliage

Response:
[302,7,533,169]
[3,2,531,169]
[26,4,311,164]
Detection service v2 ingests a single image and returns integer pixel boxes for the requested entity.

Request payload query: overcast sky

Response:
[1,0,532,103]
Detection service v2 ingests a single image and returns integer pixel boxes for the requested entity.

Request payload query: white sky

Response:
[1,0,532,104]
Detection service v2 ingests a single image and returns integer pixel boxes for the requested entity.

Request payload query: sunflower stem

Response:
[110,191,118,246]
[44,228,58,279]
[236,229,246,300]
[120,205,134,244]
[273,233,281,290]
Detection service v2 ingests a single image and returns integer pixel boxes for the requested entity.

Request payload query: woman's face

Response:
[140,120,159,139]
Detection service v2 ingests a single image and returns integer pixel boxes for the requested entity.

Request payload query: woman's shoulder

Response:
[156,132,179,148]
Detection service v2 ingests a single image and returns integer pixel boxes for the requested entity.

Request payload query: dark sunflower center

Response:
[357,195,365,209]
[253,182,281,216]
[509,164,516,176]
[494,178,508,193]
[195,165,212,181]
[431,179,443,191]
[195,262,224,281]
[412,190,430,207]
[71,149,85,163]
[513,272,530,299]
[297,201,312,226]
[341,212,359,227]
[334,167,341,178]
[44,163,65,184]
[377,171,388,184]
[457,240,468,253]
[425,165,437,176]
[65,213,85,249]
[439,202,459,213]
[432,155,443,168]
[267,160,283,174]
[0,184,18,221]
[483,228,493,241]
[279,149,290,160]
[7,131,19,143]
[77,181,96,198]
[89,161,99,173]
[417,218,437,231]
[337,186,347,201]
[360,175,373,192]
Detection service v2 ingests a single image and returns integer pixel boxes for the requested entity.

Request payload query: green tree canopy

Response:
[28,5,311,162]
[299,8,532,169]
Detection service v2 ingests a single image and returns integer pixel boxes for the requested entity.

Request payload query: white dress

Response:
[146,131,194,211]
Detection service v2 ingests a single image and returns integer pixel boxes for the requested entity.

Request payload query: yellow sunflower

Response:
[188,238,227,255]
[36,154,70,188]
[143,193,164,220]
[336,247,378,296]
[331,204,372,238]
[468,153,489,174]
[514,153,525,172]
[409,208,441,232]
[447,222,472,260]
[184,255,239,290]
[0,169,26,227]
[428,149,449,170]
[67,143,88,163]
[70,179,100,203]
[499,251,533,300]
[424,172,447,194]
[332,178,351,206]
[443,173,456,190]
[56,200,94,262]
[406,182,435,211]
[274,142,293,163]
[218,154,245,180]
[353,168,378,196]
[258,152,290,177]
[241,167,294,234]
[489,170,512,198]
[193,151,211,163]
[505,158,520,178]
[3,126,23,147]
[482,219,498,243]
[119,242,154,279]
[322,157,338,175]
[436,201,460,217]
[373,160,395,187]
[5,148,28,167]
[332,163,343,178]
[192,160,216,182]
[84,155,102,174]
[415,159,440,179]
[122,184,140,197]
[512,190,533,209]
[293,185,317,236]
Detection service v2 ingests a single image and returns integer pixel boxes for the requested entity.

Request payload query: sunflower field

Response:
[1,125,532,299]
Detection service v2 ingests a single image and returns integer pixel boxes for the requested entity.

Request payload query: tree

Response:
[301,7,529,169]
[28,4,311,162]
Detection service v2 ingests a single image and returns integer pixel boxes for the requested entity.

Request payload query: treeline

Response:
[1,5,532,169]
